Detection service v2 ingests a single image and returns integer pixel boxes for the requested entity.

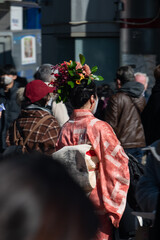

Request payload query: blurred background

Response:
[0,0,160,92]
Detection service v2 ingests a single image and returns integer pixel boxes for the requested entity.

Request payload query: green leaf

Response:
[56,95,61,103]
[57,89,61,94]
[79,54,85,65]
[63,96,67,103]
[92,74,104,81]
[87,77,92,85]
[70,61,77,68]
[68,70,74,76]
[97,75,104,81]
[67,81,74,88]
[91,66,98,73]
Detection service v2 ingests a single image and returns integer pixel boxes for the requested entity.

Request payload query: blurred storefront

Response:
[40,0,160,87]
[0,0,41,81]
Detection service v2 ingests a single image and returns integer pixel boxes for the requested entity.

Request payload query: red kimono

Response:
[56,109,130,240]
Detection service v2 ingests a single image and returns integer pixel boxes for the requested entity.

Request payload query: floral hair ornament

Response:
[50,54,104,103]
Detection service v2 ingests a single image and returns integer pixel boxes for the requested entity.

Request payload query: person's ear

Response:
[90,95,95,105]
[116,79,121,88]
[12,75,17,80]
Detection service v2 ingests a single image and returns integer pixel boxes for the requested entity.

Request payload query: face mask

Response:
[2,76,13,86]
[92,97,99,115]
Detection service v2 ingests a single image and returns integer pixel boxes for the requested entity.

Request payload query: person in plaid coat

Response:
[6,80,60,155]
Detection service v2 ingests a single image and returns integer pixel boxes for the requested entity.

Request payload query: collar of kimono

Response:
[72,109,94,118]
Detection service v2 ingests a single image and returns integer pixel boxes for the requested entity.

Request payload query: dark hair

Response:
[116,66,135,85]
[1,64,17,76]
[154,64,160,83]
[69,79,97,109]
[0,152,98,240]
[97,83,114,99]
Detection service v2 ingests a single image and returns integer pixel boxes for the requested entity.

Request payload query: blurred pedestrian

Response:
[34,64,69,126]
[2,64,27,88]
[6,80,60,155]
[94,83,114,121]
[0,66,21,153]
[105,65,146,163]
[136,140,160,212]
[141,64,160,146]
[0,152,99,240]
[134,72,149,102]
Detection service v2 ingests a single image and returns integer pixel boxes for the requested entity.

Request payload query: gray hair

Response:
[134,72,149,85]
[35,64,53,82]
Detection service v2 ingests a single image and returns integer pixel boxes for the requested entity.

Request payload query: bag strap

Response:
[23,115,51,146]
[13,115,51,148]
[13,120,18,144]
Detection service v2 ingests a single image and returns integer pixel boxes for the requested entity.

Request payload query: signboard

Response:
[21,35,36,65]
[10,6,23,31]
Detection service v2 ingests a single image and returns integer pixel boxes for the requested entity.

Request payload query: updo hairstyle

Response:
[69,79,97,109]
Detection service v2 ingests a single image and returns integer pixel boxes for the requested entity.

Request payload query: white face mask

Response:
[3,76,13,86]
[92,97,99,115]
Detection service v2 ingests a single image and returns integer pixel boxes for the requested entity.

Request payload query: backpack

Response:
[3,115,51,157]
[52,144,99,193]
[127,153,145,211]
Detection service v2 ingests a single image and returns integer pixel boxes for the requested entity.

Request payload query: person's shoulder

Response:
[45,113,61,128]
[90,116,114,132]
[108,91,129,106]
[109,91,127,99]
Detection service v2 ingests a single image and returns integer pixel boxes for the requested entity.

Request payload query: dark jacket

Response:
[141,82,160,146]
[0,82,21,152]
[105,81,146,149]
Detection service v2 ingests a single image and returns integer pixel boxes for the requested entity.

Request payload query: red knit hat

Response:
[25,80,55,103]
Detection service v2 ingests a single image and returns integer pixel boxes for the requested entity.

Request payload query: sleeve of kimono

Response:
[88,120,130,228]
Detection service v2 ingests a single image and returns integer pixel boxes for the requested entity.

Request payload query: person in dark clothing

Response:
[141,64,160,146]
[105,65,146,162]
[2,64,28,88]
[0,67,21,153]
[105,66,145,239]
[95,83,114,121]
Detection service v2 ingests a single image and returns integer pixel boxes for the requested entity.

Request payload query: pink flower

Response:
[82,64,91,76]
[76,61,82,70]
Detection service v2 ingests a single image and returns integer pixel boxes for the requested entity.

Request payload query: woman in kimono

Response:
[53,57,130,240]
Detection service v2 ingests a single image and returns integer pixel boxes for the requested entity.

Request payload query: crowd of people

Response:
[0,58,160,240]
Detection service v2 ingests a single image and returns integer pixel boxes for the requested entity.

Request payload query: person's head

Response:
[115,65,135,88]
[154,64,160,84]
[0,152,98,240]
[0,64,17,90]
[97,83,114,99]
[24,80,55,107]
[134,72,149,91]
[69,79,98,114]
[34,64,53,83]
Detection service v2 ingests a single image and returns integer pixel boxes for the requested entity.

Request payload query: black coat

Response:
[141,82,160,146]
[0,82,21,152]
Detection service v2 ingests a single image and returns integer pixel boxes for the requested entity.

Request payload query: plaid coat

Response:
[56,109,130,240]
[6,108,60,155]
